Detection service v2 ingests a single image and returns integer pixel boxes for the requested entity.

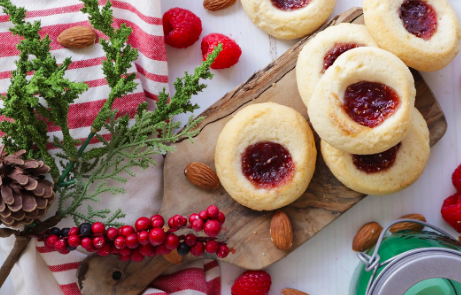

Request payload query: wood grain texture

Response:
[77,8,447,295]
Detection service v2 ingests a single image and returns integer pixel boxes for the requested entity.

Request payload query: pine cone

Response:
[0,146,55,228]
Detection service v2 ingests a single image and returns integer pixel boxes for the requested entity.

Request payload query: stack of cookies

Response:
[296,17,444,195]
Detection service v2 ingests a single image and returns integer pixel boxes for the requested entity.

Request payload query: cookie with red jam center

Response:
[308,47,415,155]
[215,102,316,211]
[364,0,461,71]
[297,23,378,106]
[241,0,336,39]
[321,109,430,196]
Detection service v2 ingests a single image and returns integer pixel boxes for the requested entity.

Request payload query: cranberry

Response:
[155,244,172,255]
[191,219,204,232]
[189,213,200,224]
[137,231,150,245]
[323,43,363,72]
[205,240,219,254]
[58,248,71,255]
[45,235,59,248]
[130,249,145,262]
[119,247,132,256]
[204,220,221,237]
[217,245,230,258]
[54,239,67,251]
[173,215,187,228]
[81,237,93,250]
[149,228,166,246]
[399,0,437,40]
[206,205,219,219]
[150,214,165,228]
[271,0,309,11]
[139,244,155,256]
[119,225,135,237]
[135,217,151,232]
[119,254,131,262]
[185,233,197,246]
[106,227,118,240]
[97,244,112,257]
[91,222,105,236]
[168,216,176,229]
[353,143,401,173]
[93,236,106,249]
[241,141,294,189]
[216,212,226,225]
[68,227,79,236]
[126,233,140,249]
[190,242,205,256]
[114,236,126,250]
[343,81,400,128]
[111,247,119,255]
[199,210,209,221]
[165,234,180,250]
[67,235,81,248]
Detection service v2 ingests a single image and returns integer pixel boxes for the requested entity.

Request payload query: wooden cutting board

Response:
[77,7,447,295]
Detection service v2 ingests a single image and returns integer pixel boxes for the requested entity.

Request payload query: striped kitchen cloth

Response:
[0,0,221,294]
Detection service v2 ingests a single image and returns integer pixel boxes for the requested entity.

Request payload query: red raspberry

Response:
[231,270,272,295]
[201,33,242,69]
[441,192,461,232]
[452,163,461,192]
[163,8,202,48]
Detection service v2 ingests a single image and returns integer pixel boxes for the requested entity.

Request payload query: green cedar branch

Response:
[0,0,89,179]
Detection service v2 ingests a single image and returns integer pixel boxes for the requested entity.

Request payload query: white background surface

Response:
[161,0,461,294]
[0,1,460,294]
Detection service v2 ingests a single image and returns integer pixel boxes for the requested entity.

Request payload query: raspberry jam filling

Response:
[271,0,310,11]
[241,141,294,189]
[343,81,400,128]
[323,43,363,73]
[399,0,437,40]
[353,143,401,173]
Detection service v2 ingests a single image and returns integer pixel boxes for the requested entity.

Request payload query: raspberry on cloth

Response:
[0,1,221,294]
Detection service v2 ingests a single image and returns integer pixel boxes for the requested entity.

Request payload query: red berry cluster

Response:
[43,205,229,261]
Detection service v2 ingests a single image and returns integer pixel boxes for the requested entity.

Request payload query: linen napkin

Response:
[0,1,221,294]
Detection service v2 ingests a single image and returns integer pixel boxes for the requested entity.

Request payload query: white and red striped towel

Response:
[0,1,221,294]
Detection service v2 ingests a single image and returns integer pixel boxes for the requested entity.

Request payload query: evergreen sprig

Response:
[0,0,88,179]
[80,0,138,132]
[0,0,223,227]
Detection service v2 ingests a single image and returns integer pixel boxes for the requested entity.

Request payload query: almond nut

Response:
[57,26,96,48]
[352,222,383,252]
[282,288,309,295]
[184,162,220,190]
[389,213,426,233]
[270,210,293,250]
[203,0,237,11]
[163,249,182,265]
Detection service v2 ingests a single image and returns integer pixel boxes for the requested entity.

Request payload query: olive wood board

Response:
[77,7,447,295]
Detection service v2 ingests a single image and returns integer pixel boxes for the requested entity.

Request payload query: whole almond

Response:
[282,288,309,295]
[57,26,96,48]
[163,249,182,265]
[203,0,237,11]
[389,213,426,233]
[270,210,293,250]
[184,162,220,190]
[352,222,383,252]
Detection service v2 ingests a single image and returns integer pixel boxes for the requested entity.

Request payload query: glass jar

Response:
[350,219,461,295]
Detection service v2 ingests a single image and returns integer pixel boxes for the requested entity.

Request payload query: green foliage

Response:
[0,0,88,179]
[80,0,138,132]
[0,0,223,227]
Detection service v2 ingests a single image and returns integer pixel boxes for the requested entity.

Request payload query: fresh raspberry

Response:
[452,163,461,192]
[163,8,202,48]
[441,192,461,232]
[201,33,242,69]
[231,270,272,295]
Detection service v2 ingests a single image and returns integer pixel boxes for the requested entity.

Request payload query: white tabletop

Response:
[161,0,461,294]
